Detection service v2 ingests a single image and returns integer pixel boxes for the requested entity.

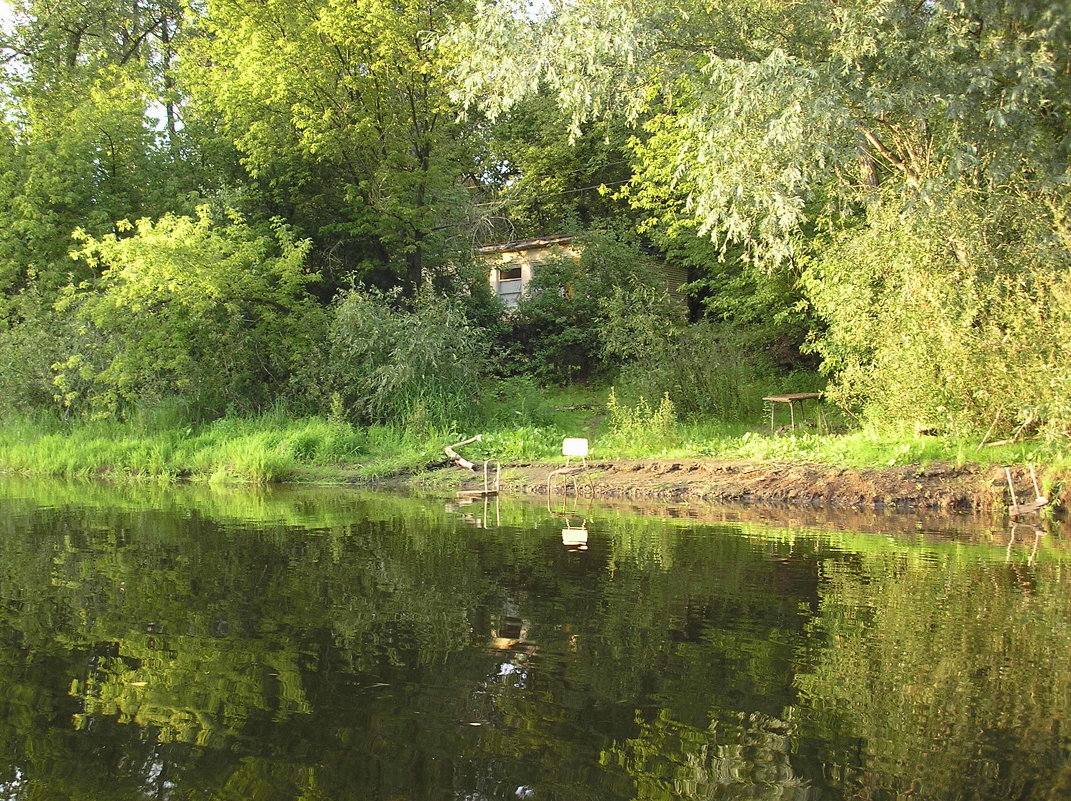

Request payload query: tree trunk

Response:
[407,245,423,291]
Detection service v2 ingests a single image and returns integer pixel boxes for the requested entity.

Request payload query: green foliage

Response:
[481,93,635,237]
[803,194,1071,439]
[0,71,180,308]
[0,412,373,483]
[633,218,816,370]
[479,425,563,463]
[452,0,1071,442]
[0,298,79,414]
[599,281,683,365]
[2,0,1070,448]
[507,232,672,383]
[454,0,1071,261]
[600,280,803,423]
[599,388,677,457]
[187,0,477,291]
[316,289,488,428]
[0,0,203,312]
[608,318,782,424]
[58,209,323,419]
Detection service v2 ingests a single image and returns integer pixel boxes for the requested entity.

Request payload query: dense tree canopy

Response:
[0,0,1068,437]
[451,0,1071,435]
[451,0,1070,257]
[185,0,481,290]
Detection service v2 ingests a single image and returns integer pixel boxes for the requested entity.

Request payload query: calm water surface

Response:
[0,478,1068,800]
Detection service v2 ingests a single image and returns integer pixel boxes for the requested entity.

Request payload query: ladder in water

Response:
[1005,464,1048,516]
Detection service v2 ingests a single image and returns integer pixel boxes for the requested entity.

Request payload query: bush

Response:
[505,231,671,383]
[316,289,489,429]
[0,301,80,416]
[803,192,1071,440]
[57,209,324,420]
[598,388,678,456]
[609,319,783,423]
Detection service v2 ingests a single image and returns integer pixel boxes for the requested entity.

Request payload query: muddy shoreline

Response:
[433,459,1066,516]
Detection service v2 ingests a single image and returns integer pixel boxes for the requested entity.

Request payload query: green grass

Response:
[0,387,1064,486]
[0,413,408,484]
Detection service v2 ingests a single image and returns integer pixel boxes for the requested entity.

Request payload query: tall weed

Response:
[599,389,678,456]
[613,322,781,422]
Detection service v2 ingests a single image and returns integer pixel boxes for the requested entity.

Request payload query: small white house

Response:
[477,233,690,311]
[477,234,580,309]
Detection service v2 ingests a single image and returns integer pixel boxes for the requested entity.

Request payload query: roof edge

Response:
[475,234,578,254]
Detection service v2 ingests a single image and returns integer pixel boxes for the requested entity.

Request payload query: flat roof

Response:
[475,234,577,254]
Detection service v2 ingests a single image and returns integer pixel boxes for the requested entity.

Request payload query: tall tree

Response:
[451,0,1070,262]
[187,0,478,292]
[0,0,196,309]
[449,0,1071,435]
[479,93,635,240]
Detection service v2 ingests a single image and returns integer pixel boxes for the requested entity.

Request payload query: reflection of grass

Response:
[2,472,1068,565]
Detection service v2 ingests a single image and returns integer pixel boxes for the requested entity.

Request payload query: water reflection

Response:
[547,495,591,552]
[1006,521,1047,565]
[0,477,1067,800]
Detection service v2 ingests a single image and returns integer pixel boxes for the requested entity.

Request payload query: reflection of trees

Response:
[0,486,841,799]
[72,635,311,746]
[0,480,1069,799]
[603,709,808,800]
[0,483,499,798]
[796,549,1071,799]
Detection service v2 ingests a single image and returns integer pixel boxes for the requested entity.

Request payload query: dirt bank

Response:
[441,459,1065,515]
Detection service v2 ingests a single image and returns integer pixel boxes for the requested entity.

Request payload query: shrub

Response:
[0,302,80,416]
[803,192,1071,440]
[505,231,670,383]
[317,289,489,429]
[610,320,781,423]
[57,209,324,420]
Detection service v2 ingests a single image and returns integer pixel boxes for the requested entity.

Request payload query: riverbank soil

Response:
[437,460,1066,515]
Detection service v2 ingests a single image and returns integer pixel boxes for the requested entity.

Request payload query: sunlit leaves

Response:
[188,0,477,286]
[57,209,323,418]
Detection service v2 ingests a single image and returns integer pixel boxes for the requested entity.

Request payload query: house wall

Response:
[480,237,581,309]
[479,235,688,312]
[661,263,690,310]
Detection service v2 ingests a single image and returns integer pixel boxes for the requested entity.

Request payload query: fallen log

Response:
[445,434,483,471]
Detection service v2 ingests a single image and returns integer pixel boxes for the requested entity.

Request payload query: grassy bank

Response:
[0,390,1064,486]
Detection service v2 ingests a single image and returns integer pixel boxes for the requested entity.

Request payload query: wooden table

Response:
[762,392,823,434]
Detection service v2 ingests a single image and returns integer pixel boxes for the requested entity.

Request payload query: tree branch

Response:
[858,125,921,191]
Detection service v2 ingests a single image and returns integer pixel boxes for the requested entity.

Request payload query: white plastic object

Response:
[562,438,589,458]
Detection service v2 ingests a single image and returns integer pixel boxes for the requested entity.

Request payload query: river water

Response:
[0,478,1067,800]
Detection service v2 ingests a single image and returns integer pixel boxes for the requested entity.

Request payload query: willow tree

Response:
[449,0,1071,437]
[186,0,478,292]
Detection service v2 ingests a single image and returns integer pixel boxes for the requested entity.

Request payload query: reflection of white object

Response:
[562,527,588,548]
[562,438,588,458]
